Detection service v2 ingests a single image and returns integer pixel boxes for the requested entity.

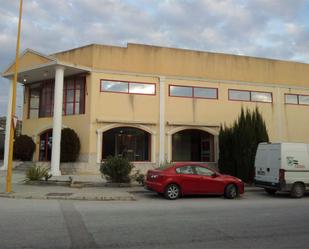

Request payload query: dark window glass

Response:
[103,127,150,161]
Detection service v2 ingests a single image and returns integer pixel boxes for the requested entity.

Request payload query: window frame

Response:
[27,74,86,119]
[284,93,309,106]
[228,89,273,103]
[63,76,86,116]
[169,84,218,99]
[100,79,156,96]
[28,86,41,119]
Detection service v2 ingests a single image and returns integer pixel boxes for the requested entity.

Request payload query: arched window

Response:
[172,129,214,162]
[102,127,150,161]
[39,129,53,161]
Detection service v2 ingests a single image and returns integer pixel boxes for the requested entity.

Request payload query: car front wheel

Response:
[164,184,180,200]
[224,184,238,199]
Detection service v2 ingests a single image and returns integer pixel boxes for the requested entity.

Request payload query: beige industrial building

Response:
[1,43,309,174]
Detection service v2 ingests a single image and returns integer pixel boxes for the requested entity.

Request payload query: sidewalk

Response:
[0,169,262,202]
[0,170,138,201]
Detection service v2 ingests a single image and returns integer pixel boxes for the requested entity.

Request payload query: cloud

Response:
[0,0,309,117]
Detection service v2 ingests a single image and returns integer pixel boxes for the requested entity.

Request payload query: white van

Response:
[254,142,309,198]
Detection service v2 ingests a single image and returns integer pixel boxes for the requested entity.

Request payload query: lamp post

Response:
[6,0,23,193]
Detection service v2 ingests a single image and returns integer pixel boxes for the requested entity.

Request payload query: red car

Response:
[145,163,244,200]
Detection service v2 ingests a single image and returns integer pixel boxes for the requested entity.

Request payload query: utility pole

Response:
[6,0,23,193]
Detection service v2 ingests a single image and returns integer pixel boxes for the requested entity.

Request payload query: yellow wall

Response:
[10,43,309,167]
[51,43,309,88]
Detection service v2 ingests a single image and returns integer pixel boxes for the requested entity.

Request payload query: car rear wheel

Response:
[224,184,238,199]
[265,188,277,195]
[164,184,180,200]
[290,182,305,198]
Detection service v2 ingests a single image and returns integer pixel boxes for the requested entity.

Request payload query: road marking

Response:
[59,201,98,249]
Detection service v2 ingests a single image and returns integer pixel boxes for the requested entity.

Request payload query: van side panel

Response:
[282,143,309,187]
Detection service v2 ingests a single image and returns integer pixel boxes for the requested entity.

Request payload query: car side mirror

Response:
[211,173,218,178]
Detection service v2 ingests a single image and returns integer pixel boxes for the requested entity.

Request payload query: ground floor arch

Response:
[171,129,215,162]
[102,126,151,162]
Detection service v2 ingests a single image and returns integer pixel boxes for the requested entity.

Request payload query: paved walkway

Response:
[0,170,139,201]
[0,169,262,201]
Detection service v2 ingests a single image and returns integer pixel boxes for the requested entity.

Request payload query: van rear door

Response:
[255,144,280,184]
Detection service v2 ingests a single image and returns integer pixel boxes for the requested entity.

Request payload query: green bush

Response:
[14,135,35,161]
[25,165,52,181]
[60,128,80,162]
[100,156,134,183]
[218,107,269,183]
[131,170,145,185]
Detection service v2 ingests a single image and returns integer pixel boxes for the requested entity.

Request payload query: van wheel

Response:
[224,184,238,199]
[290,183,305,198]
[265,188,277,195]
[164,184,180,200]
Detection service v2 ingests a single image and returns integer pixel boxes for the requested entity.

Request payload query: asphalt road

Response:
[0,191,309,249]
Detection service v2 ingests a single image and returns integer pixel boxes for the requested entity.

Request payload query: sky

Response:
[0,0,309,118]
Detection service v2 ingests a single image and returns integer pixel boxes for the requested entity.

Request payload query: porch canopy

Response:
[1,49,90,175]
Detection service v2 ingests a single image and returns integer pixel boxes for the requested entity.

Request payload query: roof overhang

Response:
[1,49,91,84]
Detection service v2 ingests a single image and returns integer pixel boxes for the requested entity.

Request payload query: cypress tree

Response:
[218,107,269,183]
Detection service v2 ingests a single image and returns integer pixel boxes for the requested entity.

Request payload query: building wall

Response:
[15,43,309,174]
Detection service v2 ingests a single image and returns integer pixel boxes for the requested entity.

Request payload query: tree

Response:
[60,128,80,162]
[218,107,269,183]
[13,135,35,161]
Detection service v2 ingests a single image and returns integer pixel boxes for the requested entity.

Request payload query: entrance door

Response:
[39,130,53,161]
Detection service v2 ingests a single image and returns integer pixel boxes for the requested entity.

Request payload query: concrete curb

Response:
[0,193,136,201]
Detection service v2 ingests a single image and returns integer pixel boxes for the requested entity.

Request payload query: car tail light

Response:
[279,169,285,182]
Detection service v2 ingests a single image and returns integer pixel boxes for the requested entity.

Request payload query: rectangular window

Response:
[63,76,86,115]
[169,85,218,99]
[229,90,250,101]
[101,80,128,93]
[129,83,155,94]
[169,85,193,97]
[299,95,309,105]
[29,87,40,119]
[229,89,272,103]
[251,91,272,103]
[28,75,86,119]
[100,80,155,95]
[193,87,217,99]
[285,94,298,104]
[285,94,309,106]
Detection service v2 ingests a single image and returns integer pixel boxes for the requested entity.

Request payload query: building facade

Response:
[2,43,309,174]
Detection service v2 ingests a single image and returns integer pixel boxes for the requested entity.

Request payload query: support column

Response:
[50,66,64,176]
[159,76,166,165]
[96,130,102,163]
[1,80,13,171]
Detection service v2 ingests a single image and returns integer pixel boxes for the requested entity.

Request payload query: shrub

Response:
[131,170,145,185]
[218,107,269,183]
[100,156,134,183]
[25,165,52,181]
[14,135,35,161]
[60,128,80,162]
